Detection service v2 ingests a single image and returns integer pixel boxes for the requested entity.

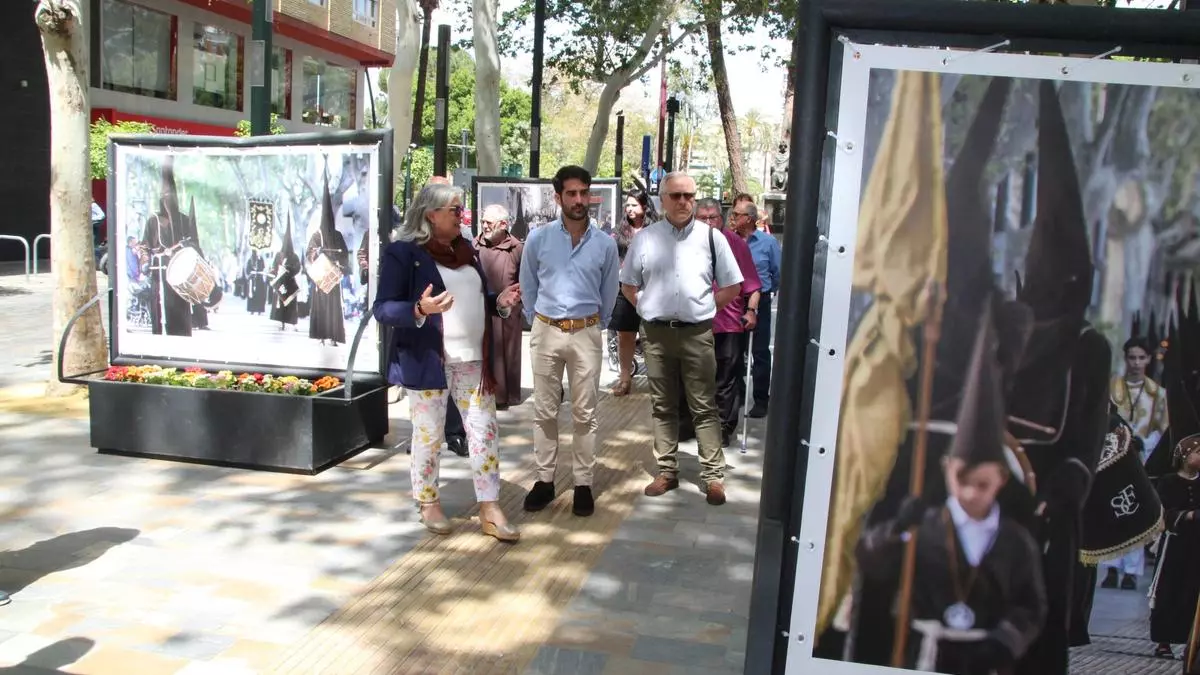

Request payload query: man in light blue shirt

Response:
[731,195,782,418]
[519,165,620,518]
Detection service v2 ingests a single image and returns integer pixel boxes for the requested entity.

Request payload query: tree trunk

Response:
[389,0,422,196]
[473,0,502,175]
[781,61,795,145]
[705,18,747,195]
[36,0,106,397]
[410,7,434,146]
[583,4,679,172]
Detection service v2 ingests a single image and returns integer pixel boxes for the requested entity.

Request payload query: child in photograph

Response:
[856,316,1047,675]
[1147,432,1200,660]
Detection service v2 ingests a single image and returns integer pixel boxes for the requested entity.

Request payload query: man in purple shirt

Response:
[697,198,762,446]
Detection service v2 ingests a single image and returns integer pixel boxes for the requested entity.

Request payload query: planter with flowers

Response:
[87,364,387,474]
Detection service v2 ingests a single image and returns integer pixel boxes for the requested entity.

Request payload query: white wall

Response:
[91,0,367,133]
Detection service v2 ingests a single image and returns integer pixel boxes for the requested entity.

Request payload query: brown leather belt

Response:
[536,313,600,332]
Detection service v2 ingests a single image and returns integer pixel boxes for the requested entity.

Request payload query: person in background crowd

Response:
[608,190,653,396]
[731,195,782,419]
[373,183,522,542]
[475,204,525,409]
[1102,336,1169,589]
[519,166,620,518]
[620,171,743,506]
[1147,432,1200,659]
[696,198,761,447]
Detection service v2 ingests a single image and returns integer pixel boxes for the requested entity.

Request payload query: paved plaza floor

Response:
[0,266,1187,674]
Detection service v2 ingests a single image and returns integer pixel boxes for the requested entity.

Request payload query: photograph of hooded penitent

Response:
[812,69,1200,675]
[112,145,378,372]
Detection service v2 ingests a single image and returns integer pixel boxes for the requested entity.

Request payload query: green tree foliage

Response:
[233,113,287,138]
[89,119,154,180]
[406,46,532,174]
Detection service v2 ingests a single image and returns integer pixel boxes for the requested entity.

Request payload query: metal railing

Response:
[33,234,50,275]
[0,235,30,280]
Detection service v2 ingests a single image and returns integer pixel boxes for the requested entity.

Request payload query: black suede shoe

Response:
[1121,574,1137,591]
[573,486,594,517]
[748,402,768,419]
[524,481,556,512]
[1100,568,1119,589]
[446,436,468,457]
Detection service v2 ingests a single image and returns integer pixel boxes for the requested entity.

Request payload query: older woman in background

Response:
[373,183,523,542]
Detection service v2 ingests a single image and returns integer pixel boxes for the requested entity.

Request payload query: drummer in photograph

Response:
[182,197,213,329]
[1100,336,1170,589]
[307,182,350,346]
[271,214,302,330]
[142,157,193,337]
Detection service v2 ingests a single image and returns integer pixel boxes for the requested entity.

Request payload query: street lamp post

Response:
[250,0,273,136]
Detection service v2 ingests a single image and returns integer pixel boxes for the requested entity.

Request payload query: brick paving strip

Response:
[271,390,657,675]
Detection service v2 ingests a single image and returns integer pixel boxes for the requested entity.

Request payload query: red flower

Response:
[253,373,265,383]
[104,366,127,381]
[184,366,205,374]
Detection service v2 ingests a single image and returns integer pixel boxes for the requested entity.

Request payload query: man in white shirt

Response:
[619,172,743,505]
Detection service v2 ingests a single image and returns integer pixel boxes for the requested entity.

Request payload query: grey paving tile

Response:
[140,631,236,661]
[629,635,727,667]
[525,646,608,675]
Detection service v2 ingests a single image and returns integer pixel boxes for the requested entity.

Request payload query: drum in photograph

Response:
[308,253,343,294]
[165,247,218,306]
[1079,420,1164,565]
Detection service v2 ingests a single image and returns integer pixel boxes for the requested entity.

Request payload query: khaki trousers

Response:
[530,320,603,486]
[641,320,725,483]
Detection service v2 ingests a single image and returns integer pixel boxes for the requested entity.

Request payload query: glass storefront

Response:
[192,24,244,111]
[273,46,293,118]
[100,0,176,100]
[301,57,357,129]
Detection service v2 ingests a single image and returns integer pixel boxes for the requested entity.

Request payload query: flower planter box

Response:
[87,379,388,474]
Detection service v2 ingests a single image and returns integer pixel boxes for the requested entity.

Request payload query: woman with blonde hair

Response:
[373,183,522,541]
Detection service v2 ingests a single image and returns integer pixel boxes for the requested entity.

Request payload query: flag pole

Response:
[891,281,945,667]
[1186,593,1200,673]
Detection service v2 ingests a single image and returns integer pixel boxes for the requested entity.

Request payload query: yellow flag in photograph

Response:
[816,70,949,635]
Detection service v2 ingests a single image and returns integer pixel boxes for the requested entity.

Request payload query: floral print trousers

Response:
[407,360,502,504]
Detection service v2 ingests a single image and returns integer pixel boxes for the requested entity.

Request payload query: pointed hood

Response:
[319,171,339,244]
[1147,308,1160,355]
[1007,81,1095,431]
[1019,80,1094,319]
[1132,311,1143,340]
[280,212,296,259]
[948,299,1009,468]
[160,155,181,219]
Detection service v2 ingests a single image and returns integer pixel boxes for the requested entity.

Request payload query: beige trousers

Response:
[530,319,604,486]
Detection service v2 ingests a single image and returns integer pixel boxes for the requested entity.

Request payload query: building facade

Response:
[0,0,396,262]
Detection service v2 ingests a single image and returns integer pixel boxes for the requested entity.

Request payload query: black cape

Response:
[1149,473,1200,646]
[306,229,348,343]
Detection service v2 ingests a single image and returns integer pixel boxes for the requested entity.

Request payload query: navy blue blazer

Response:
[372,239,504,390]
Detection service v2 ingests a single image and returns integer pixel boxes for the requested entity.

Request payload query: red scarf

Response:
[423,236,498,396]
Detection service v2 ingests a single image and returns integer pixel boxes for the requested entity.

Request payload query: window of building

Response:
[272,46,293,118]
[192,24,244,111]
[353,0,378,26]
[307,0,325,5]
[301,58,357,129]
[100,0,177,100]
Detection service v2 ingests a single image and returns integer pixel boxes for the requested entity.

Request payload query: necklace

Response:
[942,508,980,630]
[1122,378,1146,423]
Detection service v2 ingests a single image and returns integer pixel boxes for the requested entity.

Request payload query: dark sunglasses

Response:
[666,191,696,202]
[437,205,464,217]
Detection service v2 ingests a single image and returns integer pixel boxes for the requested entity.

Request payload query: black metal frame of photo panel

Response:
[746,2,1200,673]
[102,128,394,385]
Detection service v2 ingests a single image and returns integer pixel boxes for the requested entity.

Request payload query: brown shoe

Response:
[705,481,726,506]
[644,473,679,496]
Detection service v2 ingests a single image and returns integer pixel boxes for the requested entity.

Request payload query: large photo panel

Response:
[789,43,1200,674]
[472,177,621,241]
[109,136,388,374]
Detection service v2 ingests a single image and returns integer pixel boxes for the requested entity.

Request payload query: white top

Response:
[618,218,743,322]
[946,496,1000,567]
[437,263,485,363]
